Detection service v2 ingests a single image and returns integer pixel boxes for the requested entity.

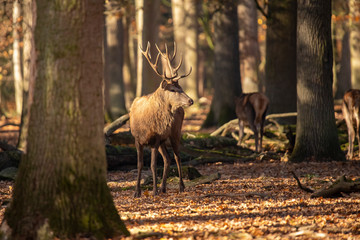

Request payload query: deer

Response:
[235,92,269,152]
[342,89,360,160]
[129,42,193,197]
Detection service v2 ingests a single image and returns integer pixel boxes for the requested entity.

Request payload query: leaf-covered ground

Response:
[1,101,360,239]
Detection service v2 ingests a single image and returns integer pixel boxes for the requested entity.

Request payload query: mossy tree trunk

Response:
[2,1,129,239]
[204,0,242,127]
[264,0,297,114]
[290,0,345,162]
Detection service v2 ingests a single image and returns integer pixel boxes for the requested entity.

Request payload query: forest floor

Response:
[0,99,360,239]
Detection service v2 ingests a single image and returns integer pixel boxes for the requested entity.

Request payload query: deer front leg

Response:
[158,143,171,193]
[150,147,159,196]
[134,142,144,198]
[170,139,185,193]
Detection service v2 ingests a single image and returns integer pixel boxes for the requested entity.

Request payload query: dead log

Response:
[291,171,360,198]
[104,113,130,136]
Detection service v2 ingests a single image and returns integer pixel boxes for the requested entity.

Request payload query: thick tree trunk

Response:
[12,0,23,116]
[204,1,242,127]
[135,0,160,96]
[350,0,360,89]
[291,0,345,162]
[104,2,127,119]
[17,0,36,151]
[265,0,297,114]
[2,1,129,238]
[238,0,260,93]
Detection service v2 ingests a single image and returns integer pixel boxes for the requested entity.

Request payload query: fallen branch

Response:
[291,172,360,198]
[199,192,268,199]
[104,113,130,137]
[290,171,314,193]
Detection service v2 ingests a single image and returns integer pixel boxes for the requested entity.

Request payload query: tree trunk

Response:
[104,1,127,119]
[122,5,136,109]
[12,0,23,116]
[333,0,351,100]
[350,0,360,89]
[135,0,160,96]
[290,0,345,162]
[183,0,198,100]
[2,1,129,238]
[203,1,242,127]
[265,0,297,114]
[238,0,260,93]
[17,0,36,151]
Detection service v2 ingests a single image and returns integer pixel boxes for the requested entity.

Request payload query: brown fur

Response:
[235,92,269,152]
[129,80,193,197]
[342,89,360,159]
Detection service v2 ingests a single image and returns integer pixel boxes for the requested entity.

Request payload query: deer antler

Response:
[141,42,192,82]
[139,42,162,78]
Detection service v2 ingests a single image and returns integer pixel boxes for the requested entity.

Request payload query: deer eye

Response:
[170,89,176,92]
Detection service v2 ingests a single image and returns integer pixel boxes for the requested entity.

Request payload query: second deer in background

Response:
[235,92,269,152]
[342,89,360,160]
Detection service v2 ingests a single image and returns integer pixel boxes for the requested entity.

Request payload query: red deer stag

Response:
[129,42,193,197]
[235,92,269,152]
[342,89,360,159]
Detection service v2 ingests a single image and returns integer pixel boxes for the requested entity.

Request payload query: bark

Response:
[238,0,260,93]
[17,0,36,151]
[104,2,127,119]
[12,0,23,116]
[135,0,160,96]
[2,1,129,238]
[350,0,360,88]
[264,0,297,114]
[183,0,198,100]
[333,0,351,100]
[122,5,136,109]
[204,1,242,127]
[290,0,345,162]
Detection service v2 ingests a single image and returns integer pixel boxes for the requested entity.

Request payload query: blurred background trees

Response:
[0,0,360,133]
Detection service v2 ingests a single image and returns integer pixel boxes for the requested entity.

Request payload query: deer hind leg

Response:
[150,146,159,196]
[237,120,245,146]
[259,112,267,152]
[158,143,171,193]
[355,109,360,158]
[343,103,355,159]
[134,142,144,198]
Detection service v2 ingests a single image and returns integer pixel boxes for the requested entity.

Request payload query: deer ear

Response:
[161,80,168,89]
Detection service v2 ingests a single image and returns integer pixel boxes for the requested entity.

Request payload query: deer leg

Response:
[170,139,185,193]
[355,112,360,158]
[259,113,266,152]
[248,121,259,152]
[237,120,245,146]
[134,142,144,198]
[348,123,355,160]
[158,143,171,193]
[150,147,159,196]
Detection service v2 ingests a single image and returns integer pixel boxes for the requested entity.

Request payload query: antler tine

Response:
[174,66,192,82]
[173,53,183,72]
[139,42,163,78]
[170,42,177,62]
[155,43,166,57]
